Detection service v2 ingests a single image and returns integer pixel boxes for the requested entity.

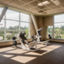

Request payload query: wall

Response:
[44,16,54,26]
[29,17,36,37]
[30,15,54,40]
[50,39,64,43]
[0,40,20,47]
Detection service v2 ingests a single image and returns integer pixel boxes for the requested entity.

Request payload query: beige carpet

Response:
[0,43,64,64]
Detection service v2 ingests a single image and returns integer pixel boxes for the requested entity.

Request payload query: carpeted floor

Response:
[0,43,64,64]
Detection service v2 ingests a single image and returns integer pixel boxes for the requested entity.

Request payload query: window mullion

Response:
[19,12,21,33]
[4,15,6,40]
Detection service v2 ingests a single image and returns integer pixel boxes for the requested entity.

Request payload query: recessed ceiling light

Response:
[38,1,50,6]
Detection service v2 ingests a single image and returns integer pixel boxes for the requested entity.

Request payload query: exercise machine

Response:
[19,32,38,51]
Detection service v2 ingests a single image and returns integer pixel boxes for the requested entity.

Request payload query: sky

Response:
[54,14,64,23]
[54,14,64,27]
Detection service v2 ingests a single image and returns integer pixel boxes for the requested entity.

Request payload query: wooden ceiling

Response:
[0,0,64,15]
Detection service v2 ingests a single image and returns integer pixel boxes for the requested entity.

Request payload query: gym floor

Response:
[0,43,64,64]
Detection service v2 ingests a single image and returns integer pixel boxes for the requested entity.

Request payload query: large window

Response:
[47,14,64,39]
[54,14,64,39]
[0,8,30,40]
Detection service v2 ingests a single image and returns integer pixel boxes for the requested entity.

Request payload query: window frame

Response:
[53,14,64,39]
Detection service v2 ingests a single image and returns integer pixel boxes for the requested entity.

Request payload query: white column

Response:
[30,14,41,42]
[30,14,38,34]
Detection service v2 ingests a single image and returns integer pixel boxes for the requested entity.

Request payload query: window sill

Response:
[0,39,19,43]
[47,38,64,40]
[50,39,64,43]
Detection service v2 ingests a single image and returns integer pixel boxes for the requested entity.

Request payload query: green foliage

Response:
[0,26,29,40]
[25,28,29,37]
[54,26,64,39]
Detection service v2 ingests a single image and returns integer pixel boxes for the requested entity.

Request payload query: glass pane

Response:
[21,13,30,22]
[6,9,19,20]
[6,20,19,30]
[6,31,18,40]
[21,22,29,28]
[20,22,29,37]
[54,23,64,39]
[54,14,64,23]
[0,20,4,40]
[6,20,19,40]
[0,7,3,15]
[47,26,53,38]
[54,14,64,39]
[47,26,53,35]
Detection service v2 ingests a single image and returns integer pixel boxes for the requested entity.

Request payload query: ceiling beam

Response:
[22,0,37,7]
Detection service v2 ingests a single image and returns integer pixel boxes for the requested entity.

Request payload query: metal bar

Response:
[19,12,21,33]
[52,17,55,38]
[0,7,8,22]
[4,19,29,23]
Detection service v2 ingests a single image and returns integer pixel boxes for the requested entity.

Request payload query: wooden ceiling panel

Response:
[22,0,33,3]
[30,1,39,6]
[59,0,64,6]
[0,0,64,15]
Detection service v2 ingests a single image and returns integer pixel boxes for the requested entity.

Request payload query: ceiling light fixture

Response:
[38,1,50,6]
